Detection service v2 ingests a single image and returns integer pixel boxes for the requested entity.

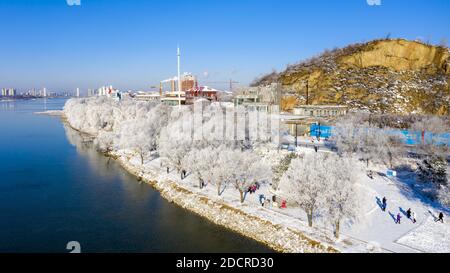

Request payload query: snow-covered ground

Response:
[111,143,450,253]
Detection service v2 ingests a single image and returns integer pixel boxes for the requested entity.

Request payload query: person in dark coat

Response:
[406,208,412,219]
[382,197,387,211]
[436,212,444,223]
[259,194,266,206]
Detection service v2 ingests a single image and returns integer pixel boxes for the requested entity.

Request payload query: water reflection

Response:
[0,99,273,253]
[63,123,117,180]
[61,122,273,253]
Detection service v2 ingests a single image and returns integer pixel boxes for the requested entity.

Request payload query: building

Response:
[97,86,119,97]
[164,72,198,92]
[293,105,348,118]
[233,83,282,112]
[233,93,260,106]
[181,73,197,91]
[134,92,161,102]
[185,86,219,104]
[1,88,17,97]
[160,91,186,106]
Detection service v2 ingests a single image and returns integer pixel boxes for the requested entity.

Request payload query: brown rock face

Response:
[339,39,450,74]
[254,39,450,115]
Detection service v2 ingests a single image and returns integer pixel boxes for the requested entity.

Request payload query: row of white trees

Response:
[332,114,405,168]
[64,97,365,238]
[279,153,362,238]
[64,97,274,204]
[332,112,450,209]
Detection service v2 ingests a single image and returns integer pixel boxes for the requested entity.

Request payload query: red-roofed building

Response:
[185,86,219,104]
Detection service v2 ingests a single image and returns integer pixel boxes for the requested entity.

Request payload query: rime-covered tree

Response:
[272,153,299,190]
[324,154,362,238]
[95,131,115,153]
[206,148,235,196]
[279,153,328,227]
[333,116,404,168]
[411,116,450,157]
[332,115,364,155]
[115,118,156,165]
[417,155,448,186]
[229,150,272,203]
[181,147,220,189]
[158,109,193,176]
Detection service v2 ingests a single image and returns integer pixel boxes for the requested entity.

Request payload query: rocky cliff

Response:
[253,39,450,115]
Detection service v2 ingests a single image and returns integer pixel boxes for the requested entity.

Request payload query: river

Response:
[0,98,272,253]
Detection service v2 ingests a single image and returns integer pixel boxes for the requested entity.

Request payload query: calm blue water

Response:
[0,99,272,253]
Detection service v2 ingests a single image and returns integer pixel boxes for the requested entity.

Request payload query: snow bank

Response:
[397,216,450,253]
[34,110,64,116]
[116,153,336,253]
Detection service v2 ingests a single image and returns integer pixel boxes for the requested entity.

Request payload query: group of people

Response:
[247,182,261,195]
[395,208,417,224]
[259,195,287,209]
[367,170,374,180]
[381,196,445,224]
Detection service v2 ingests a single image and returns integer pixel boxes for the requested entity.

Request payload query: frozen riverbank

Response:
[57,116,338,252]
[112,150,338,253]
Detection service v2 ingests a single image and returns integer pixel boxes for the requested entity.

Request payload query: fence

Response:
[309,124,450,146]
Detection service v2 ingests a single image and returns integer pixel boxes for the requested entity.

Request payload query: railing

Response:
[309,124,450,146]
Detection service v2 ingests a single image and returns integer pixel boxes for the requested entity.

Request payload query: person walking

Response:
[436,212,444,223]
[412,211,417,224]
[406,208,412,219]
[368,170,374,180]
[259,194,266,206]
[396,213,402,224]
[382,197,387,212]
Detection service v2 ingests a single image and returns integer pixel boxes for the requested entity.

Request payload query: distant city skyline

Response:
[0,0,449,93]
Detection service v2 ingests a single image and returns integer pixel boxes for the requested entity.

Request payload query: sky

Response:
[0,0,449,94]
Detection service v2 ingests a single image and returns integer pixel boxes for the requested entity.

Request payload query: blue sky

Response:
[0,0,449,93]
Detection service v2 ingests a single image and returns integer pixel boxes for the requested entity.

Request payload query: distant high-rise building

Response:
[76,88,80,97]
[169,73,198,92]
[181,73,197,91]
[8,88,16,96]
[1,88,16,97]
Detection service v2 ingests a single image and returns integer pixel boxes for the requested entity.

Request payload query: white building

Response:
[1,88,17,97]
[293,105,348,118]
[134,91,161,102]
